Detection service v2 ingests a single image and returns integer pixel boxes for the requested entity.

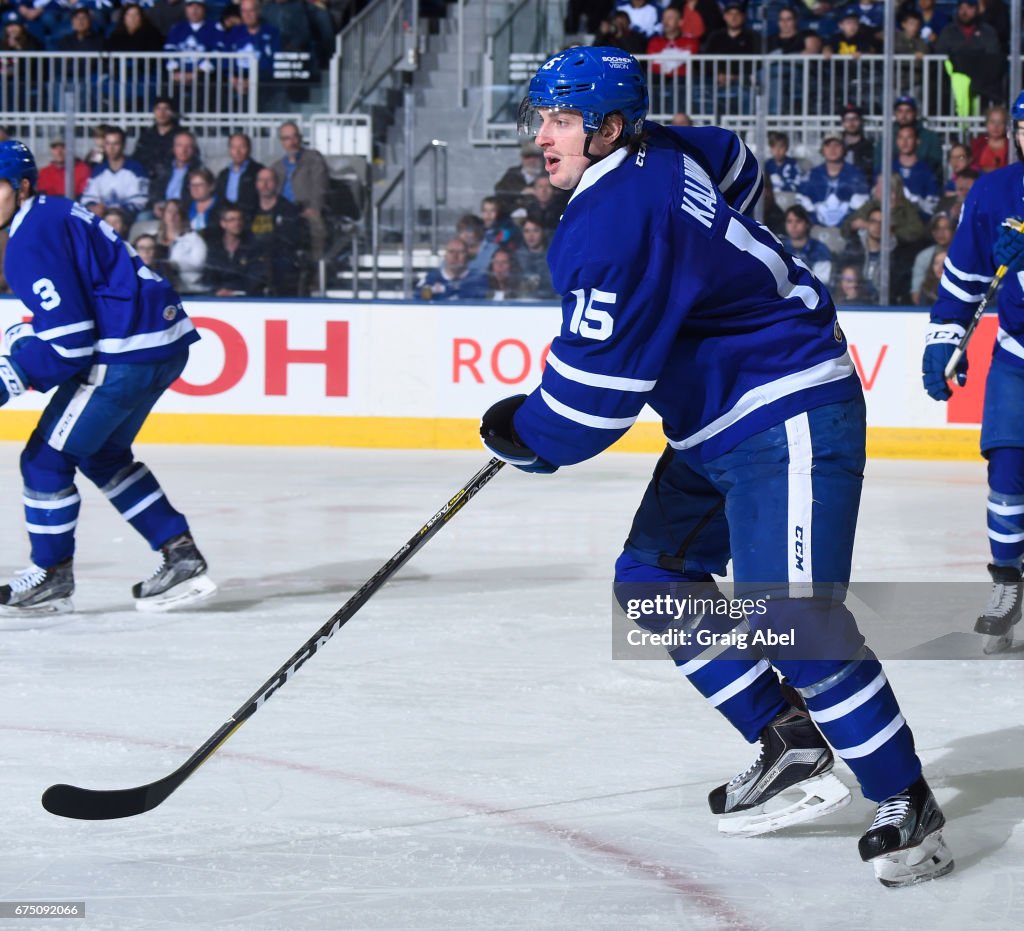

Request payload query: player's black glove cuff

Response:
[480,395,557,473]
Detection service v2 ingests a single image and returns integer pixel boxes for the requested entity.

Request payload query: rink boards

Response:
[0,297,993,459]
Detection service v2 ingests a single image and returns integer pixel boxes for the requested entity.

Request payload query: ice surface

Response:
[0,447,1020,930]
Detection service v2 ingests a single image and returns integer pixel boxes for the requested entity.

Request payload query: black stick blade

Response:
[42,774,181,820]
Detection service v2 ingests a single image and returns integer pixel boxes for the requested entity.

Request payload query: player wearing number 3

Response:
[480,48,952,886]
[0,140,215,615]
[924,90,1024,655]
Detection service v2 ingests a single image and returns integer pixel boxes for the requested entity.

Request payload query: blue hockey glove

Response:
[994,218,1024,273]
[922,322,967,401]
[480,394,558,474]
[0,354,28,407]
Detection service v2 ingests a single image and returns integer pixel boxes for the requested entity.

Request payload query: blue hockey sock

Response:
[986,448,1024,567]
[98,462,188,550]
[795,649,921,802]
[24,484,80,567]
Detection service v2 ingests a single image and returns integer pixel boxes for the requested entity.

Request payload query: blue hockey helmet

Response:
[1013,88,1024,123]
[517,46,648,141]
[0,140,37,191]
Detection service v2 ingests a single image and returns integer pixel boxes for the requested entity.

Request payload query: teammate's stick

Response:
[42,458,506,820]
[942,264,1008,381]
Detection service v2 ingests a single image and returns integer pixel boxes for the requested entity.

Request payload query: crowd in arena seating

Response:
[0,107,335,296]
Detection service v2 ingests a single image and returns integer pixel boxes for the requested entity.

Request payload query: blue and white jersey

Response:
[80,158,149,217]
[512,122,860,465]
[164,20,224,71]
[226,22,282,79]
[797,163,870,227]
[767,155,803,193]
[3,196,199,392]
[894,159,940,219]
[783,234,833,285]
[933,162,1024,367]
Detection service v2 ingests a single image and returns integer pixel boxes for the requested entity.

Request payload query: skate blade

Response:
[135,575,217,613]
[983,632,1014,654]
[871,830,955,888]
[0,597,74,618]
[717,772,852,836]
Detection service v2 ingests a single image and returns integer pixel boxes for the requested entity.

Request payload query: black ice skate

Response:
[709,705,851,836]
[974,564,1022,654]
[0,559,74,615]
[133,532,216,612]
[858,776,954,888]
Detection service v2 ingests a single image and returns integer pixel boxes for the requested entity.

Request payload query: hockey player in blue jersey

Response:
[0,140,216,615]
[480,48,953,887]
[923,88,1024,655]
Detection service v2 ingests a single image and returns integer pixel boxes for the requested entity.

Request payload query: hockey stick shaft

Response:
[943,263,1007,381]
[41,457,506,820]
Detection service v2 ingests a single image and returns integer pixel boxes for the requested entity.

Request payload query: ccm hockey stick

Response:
[942,218,1024,381]
[42,458,506,820]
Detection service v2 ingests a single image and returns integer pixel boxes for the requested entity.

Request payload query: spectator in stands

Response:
[936,166,976,222]
[701,2,756,111]
[893,124,940,218]
[768,6,807,53]
[133,98,183,178]
[11,4,56,47]
[822,7,878,57]
[305,0,337,68]
[564,0,616,37]
[219,2,243,33]
[839,103,874,182]
[517,215,555,299]
[766,131,802,193]
[970,103,1009,173]
[842,171,926,248]
[105,3,166,53]
[978,0,1010,54]
[944,142,970,190]
[910,212,954,303]
[916,247,948,306]
[494,141,544,215]
[36,137,90,198]
[86,124,109,166]
[903,0,948,50]
[164,0,222,88]
[616,0,660,38]
[132,232,159,269]
[149,0,188,36]
[205,205,266,296]
[797,134,870,227]
[149,129,203,215]
[261,0,311,54]
[670,112,692,126]
[271,119,329,260]
[647,6,702,113]
[520,173,568,233]
[249,166,306,295]
[417,238,487,301]
[102,207,132,240]
[185,166,219,232]
[895,8,928,55]
[480,195,520,249]
[157,197,208,293]
[782,204,833,285]
[81,126,149,219]
[840,204,913,302]
[457,213,495,278]
[2,13,42,56]
[935,0,1004,107]
[878,95,943,184]
[834,263,877,304]
[57,8,103,53]
[214,132,263,219]
[227,0,282,102]
[486,248,524,301]
[853,0,885,37]
[596,11,646,55]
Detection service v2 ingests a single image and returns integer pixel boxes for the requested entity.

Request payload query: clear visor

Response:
[516,98,587,137]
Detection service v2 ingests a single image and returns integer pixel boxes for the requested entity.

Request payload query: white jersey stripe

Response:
[104,465,151,502]
[833,712,905,759]
[121,490,166,521]
[540,389,637,430]
[785,413,814,598]
[36,320,96,341]
[944,256,994,283]
[939,273,984,303]
[707,658,771,707]
[988,500,1024,516]
[996,328,1024,362]
[546,350,657,392]
[22,493,81,510]
[988,529,1024,543]
[26,519,78,534]
[96,316,195,355]
[810,670,887,724]
[46,382,96,452]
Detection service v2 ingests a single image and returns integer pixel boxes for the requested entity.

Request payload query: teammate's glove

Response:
[3,322,34,356]
[480,394,558,474]
[0,354,28,408]
[994,218,1024,273]
[922,322,967,401]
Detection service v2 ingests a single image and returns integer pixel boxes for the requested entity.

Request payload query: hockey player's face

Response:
[0,179,17,228]
[534,109,595,191]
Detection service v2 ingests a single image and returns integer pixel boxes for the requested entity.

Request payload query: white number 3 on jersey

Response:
[568,288,616,341]
[32,278,62,311]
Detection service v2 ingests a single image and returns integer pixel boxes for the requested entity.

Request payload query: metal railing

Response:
[0,51,259,117]
[337,0,408,113]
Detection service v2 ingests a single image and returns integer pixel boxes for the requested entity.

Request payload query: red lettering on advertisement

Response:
[492,339,531,384]
[172,316,248,395]
[452,338,484,383]
[264,320,349,397]
[948,317,997,424]
[849,344,888,391]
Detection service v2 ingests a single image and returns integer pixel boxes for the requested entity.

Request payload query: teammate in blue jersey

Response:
[480,48,953,887]
[923,88,1024,655]
[0,141,216,616]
